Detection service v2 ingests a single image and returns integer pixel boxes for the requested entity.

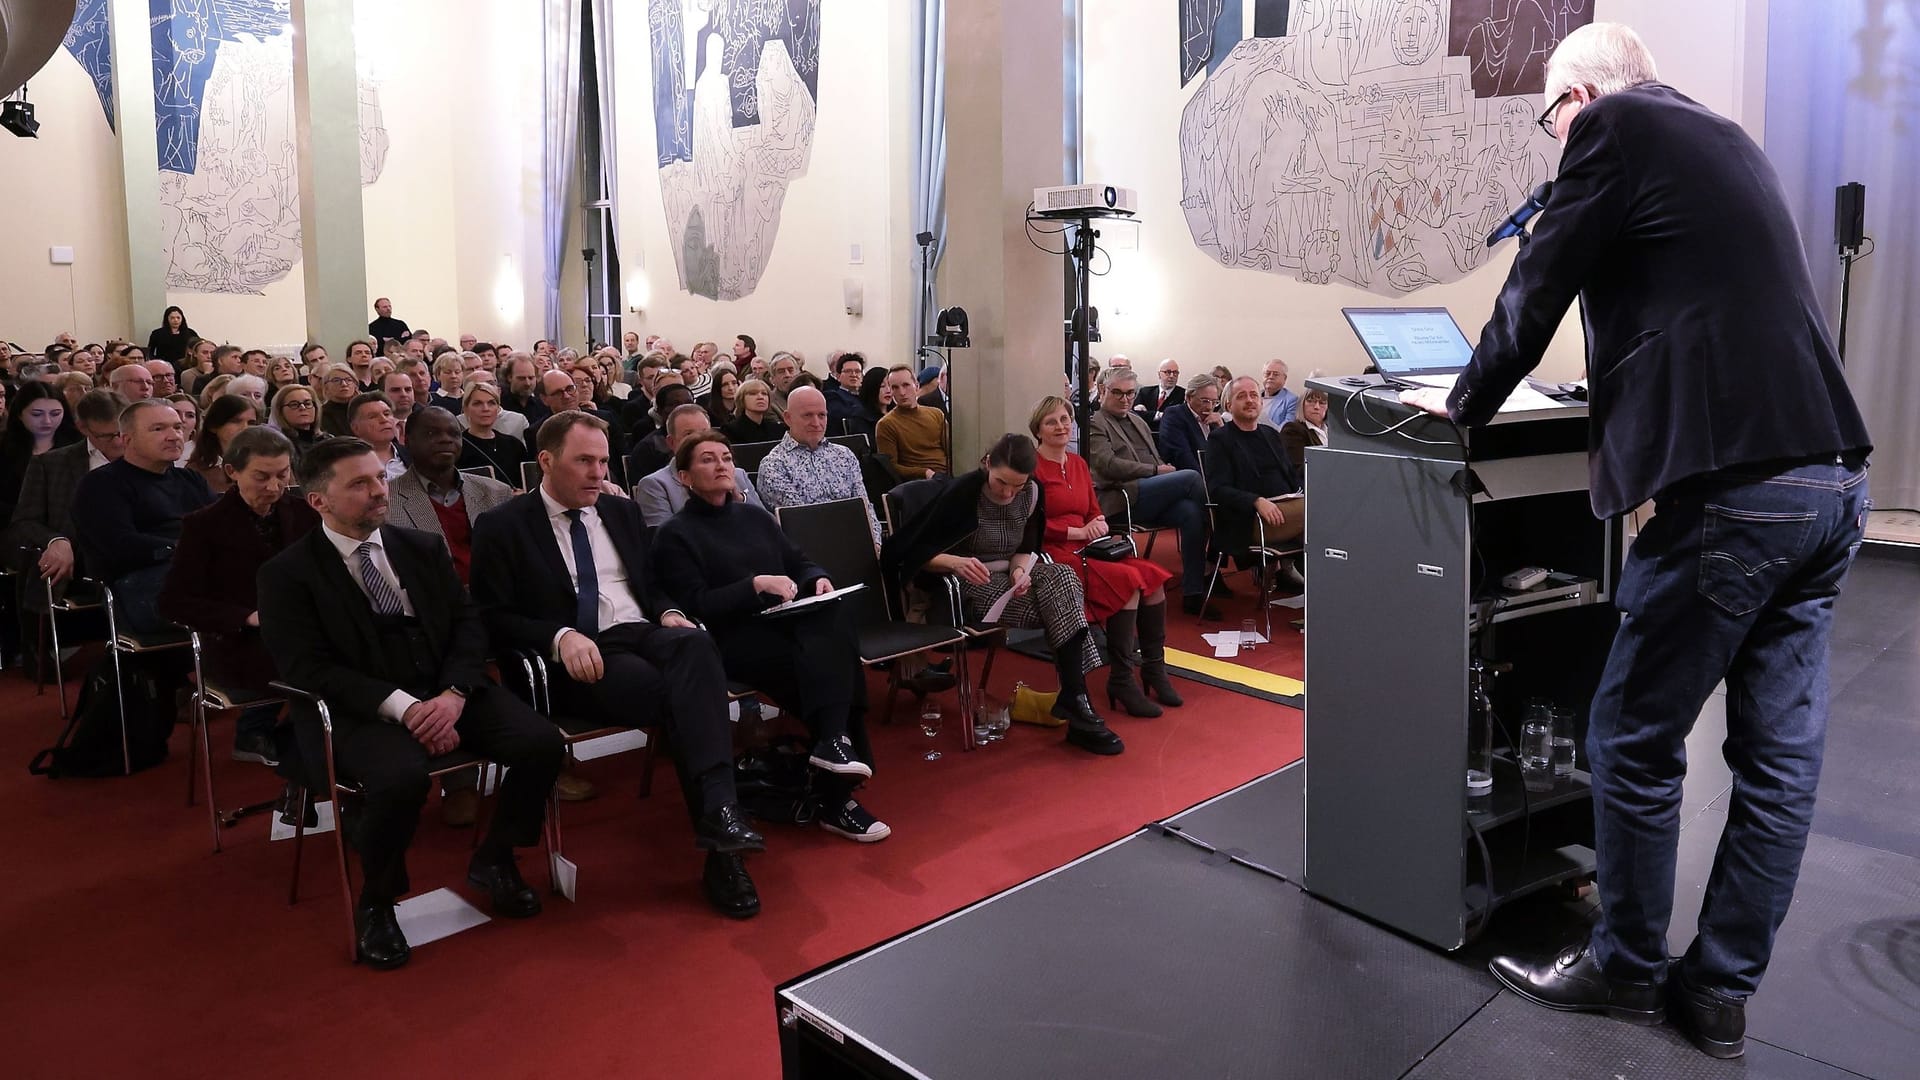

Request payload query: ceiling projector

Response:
[1033,184,1136,217]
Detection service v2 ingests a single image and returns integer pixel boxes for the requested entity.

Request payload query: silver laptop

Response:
[1340,307,1474,388]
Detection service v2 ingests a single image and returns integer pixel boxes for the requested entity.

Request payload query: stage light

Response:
[2,96,40,138]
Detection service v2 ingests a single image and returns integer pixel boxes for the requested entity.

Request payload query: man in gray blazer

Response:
[1084,367,1213,615]
[4,389,128,606]
[634,403,763,529]
[385,408,515,582]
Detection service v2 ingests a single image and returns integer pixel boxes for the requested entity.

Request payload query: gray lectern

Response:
[1300,376,1620,950]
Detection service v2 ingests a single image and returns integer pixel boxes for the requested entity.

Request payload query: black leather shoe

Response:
[467,853,542,918]
[703,852,761,919]
[1181,594,1223,619]
[695,804,767,854]
[1668,963,1745,1059]
[808,735,873,779]
[900,666,957,694]
[276,782,318,828]
[354,902,411,970]
[1490,943,1664,1024]
[1050,691,1103,727]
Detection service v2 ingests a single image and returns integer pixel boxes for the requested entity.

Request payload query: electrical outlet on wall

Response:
[49,246,75,265]
[849,243,863,265]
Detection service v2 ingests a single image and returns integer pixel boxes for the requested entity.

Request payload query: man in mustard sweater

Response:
[876,365,950,480]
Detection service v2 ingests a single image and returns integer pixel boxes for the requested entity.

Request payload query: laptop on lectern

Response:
[1340,307,1476,388]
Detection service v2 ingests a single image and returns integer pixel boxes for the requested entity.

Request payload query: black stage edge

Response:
[778,550,1920,1079]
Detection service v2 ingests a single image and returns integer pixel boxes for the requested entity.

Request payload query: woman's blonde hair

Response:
[1027,394,1070,438]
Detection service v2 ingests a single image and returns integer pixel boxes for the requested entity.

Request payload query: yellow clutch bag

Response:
[1010,683,1064,727]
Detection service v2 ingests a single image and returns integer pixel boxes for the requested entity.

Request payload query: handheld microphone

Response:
[1486,181,1554,247]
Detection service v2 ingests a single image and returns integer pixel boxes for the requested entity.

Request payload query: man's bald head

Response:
[785,385,829,448]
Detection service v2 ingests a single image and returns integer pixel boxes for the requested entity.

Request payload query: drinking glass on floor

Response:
[920,705,944,761]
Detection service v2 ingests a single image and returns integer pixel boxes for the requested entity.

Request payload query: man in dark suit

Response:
[469,410,766,919]
[1401,26,1872,1058]
[1086,367,1214,616]
[4,389,127,601]
[1133,358,1185,428]
[257,438,563,970]
[1206,376,1307,594]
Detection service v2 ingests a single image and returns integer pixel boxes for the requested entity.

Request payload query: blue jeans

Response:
[1587,457,1869,995]
[1131,470,1210,597]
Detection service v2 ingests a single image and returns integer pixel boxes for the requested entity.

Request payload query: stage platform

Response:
[777,549,1920,1079]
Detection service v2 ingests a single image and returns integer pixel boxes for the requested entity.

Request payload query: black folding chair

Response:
[1194,449,1304,641]
[185,629,286,852]
[729,439,782,473]
[775,498,976,747]
[880,480,1008,743]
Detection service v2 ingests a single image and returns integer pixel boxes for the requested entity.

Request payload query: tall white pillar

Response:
[107,0,164,333]
[291,0,369,348]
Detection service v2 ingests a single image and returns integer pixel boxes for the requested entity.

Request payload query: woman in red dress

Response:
[1028,396,1182,717]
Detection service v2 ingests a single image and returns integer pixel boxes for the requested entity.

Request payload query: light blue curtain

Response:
[542,0,584,342]
[1765,1,1919,512]
[910,0,947,353]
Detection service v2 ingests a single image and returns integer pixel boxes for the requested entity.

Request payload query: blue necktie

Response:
[565,509,599,636]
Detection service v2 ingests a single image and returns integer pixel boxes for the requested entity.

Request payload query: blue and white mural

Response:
[60,0,390,295]
[647,0,821,301]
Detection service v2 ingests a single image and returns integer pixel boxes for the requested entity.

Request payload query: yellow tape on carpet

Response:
[1165,647,1304,699]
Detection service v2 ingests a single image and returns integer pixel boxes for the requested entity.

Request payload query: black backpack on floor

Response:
[29,657,178,778]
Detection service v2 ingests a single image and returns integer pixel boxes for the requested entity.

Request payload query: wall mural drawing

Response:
[58,0,396,296]
[1177,0,1590,295]
[648,0,821,302]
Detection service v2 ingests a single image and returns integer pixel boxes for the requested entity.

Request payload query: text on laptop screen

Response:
[1342,308,1475,376]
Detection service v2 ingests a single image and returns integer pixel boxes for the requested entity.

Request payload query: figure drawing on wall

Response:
[1176,0,1591,296]
[648,0,821,302]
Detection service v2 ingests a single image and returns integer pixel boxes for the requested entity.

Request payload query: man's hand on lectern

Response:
[1399,387,1452,418]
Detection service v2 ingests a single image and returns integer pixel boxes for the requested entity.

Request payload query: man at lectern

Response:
[1401,23,1871,1061]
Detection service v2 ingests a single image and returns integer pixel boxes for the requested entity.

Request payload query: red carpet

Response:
[1,647,1301,1078]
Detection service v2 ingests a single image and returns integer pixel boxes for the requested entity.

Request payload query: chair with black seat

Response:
[1194,449,1304,641]
[185,629,286,852]
[774,497,975,745]
[269,678,539,963]
[26,562,106,721]
[827,433,871,458]
[880,478,1007,741]
[728,439,781,474]
[96,581,193,776]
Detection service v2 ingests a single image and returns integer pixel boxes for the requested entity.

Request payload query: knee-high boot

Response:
[1137,602,1183,706]
[1049,629,1124,755]
[1102,608,1161,717]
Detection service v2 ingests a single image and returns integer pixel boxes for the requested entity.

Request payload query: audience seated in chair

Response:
[1030,397,1182,716]
[874,366,949,481]
[386,407,513,585]
[754,387,881,546]
[347,392,409,482]
[455,381,529,486]
[159,425,319,766]
[628,384,698,480]
[467,411,767,919]
[1133,358,1185,429]
[257,437,564,970]
[4,388,126,624]
[652,429,892,845]
[1084,367,1216,617]
[1157,372,1225,475]
[634,403,764,528]
[1206,377,1308,592]
[1279,388,1330,469]
[883,434,1125,756]
[721,377,787,445]
[71,399,216,634]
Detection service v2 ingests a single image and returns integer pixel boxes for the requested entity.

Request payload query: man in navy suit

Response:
[468,410,766,919]
[1403,25,1871,1059]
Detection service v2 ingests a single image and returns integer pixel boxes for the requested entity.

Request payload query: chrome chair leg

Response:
[288,785,307,906]
[103,588,130,776]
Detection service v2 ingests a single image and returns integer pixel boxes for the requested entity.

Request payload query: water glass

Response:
[1550,706,1577,779]
[986,702,1011,742]
[920,706,944,761]
[1239,617,1259,651]
[1520,718,1555,792]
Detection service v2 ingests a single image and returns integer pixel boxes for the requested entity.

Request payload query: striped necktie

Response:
[355,542,405,616]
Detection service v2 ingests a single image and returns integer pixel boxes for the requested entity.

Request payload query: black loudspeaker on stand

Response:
[1833,182,1867,364]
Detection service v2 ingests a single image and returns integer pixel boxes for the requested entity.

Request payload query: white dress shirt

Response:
[321,523,420,723]
[88,445,111,471]
[539,486,648,654]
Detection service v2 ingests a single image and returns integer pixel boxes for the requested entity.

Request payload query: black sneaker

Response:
[233,730,281,767]
[819,799,892,843]
[809,736,873,779]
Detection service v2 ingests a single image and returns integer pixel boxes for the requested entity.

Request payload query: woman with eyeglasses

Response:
[313,361,359,436]
[883,433,1126,756]
[268,383,326,464]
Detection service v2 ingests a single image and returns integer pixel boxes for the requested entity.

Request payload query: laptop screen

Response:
[1341,307,1475,377]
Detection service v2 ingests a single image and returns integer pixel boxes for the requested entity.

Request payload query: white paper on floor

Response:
[571,729,649,763]
[551,853,579,903]
[394,887,490,947]
[268,799,336,842]
[1201,630,1267,658]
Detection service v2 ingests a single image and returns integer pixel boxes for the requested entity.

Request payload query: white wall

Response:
[610,0,912,369]
[0,50,133,347]
[1081,0,1768,384]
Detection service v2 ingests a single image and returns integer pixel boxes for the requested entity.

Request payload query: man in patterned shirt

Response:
[756,386,880,546]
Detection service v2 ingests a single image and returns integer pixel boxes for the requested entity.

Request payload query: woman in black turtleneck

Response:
[650,430,890,843]
[146,305,196,366]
